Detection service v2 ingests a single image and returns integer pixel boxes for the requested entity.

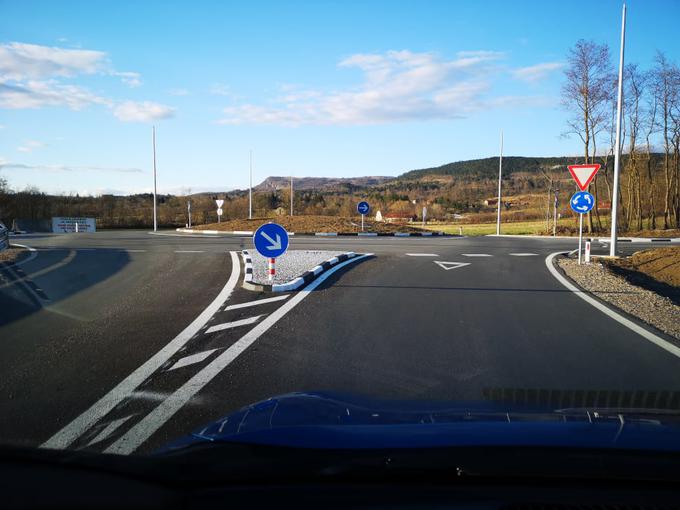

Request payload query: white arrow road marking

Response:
[86,415,134,446]
[205,315,264,334]
[225,294,289,311]
[260,231,282,250]
[434,261,471,271]
[41,251,241,450]
[461,253,492,257]
[509,253,538,256]
[406,253,439,257]
[168,349,217,371]
[105,253,374,455]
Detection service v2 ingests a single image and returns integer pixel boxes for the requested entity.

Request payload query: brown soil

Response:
[0,246,28,264]
[606,247,680,288]
[193,215,433,234]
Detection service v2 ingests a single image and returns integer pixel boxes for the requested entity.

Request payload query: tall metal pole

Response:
[610,3,626,257]
[496,130,503,235]
[290,175,293,216]
[249,149,253,220]
[152,126,157,232]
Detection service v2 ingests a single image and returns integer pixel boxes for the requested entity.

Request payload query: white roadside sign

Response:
[52,217,96,233]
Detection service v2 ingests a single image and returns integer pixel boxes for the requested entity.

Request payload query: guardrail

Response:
[0,223,8,251]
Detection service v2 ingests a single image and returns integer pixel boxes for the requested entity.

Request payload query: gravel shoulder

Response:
[250,249,345,285]
[557,257,680,340]
[0,246,28,264]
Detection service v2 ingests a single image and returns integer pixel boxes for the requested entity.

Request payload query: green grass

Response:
[424,219,573,236]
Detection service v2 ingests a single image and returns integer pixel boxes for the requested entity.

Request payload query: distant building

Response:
[383,212,415,223]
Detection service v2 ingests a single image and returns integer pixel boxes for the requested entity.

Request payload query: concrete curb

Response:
[490,233,680,243]
[176,228,451,237]
[241,250,362,292]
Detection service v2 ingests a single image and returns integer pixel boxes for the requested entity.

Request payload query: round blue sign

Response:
[570,191,595,214]
[357,201,370,215]
[253,222,289,258]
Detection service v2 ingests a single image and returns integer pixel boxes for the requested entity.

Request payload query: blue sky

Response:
[1,0,678,195]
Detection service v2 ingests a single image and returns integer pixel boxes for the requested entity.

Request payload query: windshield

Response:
[1,0,680,466]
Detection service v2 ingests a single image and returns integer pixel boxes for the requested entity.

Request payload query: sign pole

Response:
[496,130,503,235]
[578,213,583,265]
[249,150,253,220]
[152,126,158,232]
[268,257,275,282]
[610,3,626,257]
[361,214,364,231]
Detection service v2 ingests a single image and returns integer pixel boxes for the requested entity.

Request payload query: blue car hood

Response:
[161,392,680,453]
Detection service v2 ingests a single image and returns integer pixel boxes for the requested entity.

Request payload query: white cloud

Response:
[16,140,47,153]
[0,80,110,110]
[0,42,106,81]
[0,42,176,120]
[218,50,507,126]
[167,87,189,96]
[0,161,143,173]
[511,62,563,83]
[113,100,176,122]
[209,83,233,96]
[110,71,142,88]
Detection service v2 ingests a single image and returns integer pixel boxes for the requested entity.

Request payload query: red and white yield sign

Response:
[568,164,600,191]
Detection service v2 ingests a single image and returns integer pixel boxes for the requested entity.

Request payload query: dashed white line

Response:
[168,349,217,371]
[105,253,374,455]
[41,251,241,450]
[462,253,492,257]
[509,253,538,256]
[205,315,264,334]
[126,249,147,253]
[174,250,204,253]
[225,295,289,311]
[405,253,439,257]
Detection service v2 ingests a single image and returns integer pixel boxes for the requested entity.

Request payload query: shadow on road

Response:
[0,248,130,326]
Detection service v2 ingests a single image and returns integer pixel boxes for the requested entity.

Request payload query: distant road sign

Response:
[215,199,224,208]
[570,191,595,214]
[568,164,600,191]
[217,208,223,216]
[357,201,370,215]
[253,222,289,258]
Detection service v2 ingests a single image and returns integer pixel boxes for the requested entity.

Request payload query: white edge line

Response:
[41,250,241,450]
[6,243,38,266]
[105,252,374,455]
[545,251,680,360]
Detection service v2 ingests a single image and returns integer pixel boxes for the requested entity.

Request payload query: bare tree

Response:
[562,40,614,233]
[623,64,646,230]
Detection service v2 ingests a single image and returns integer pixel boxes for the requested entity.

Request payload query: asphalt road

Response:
[1,230,678,454]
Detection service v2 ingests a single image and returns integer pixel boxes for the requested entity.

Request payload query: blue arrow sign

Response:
[253,222,289,258]
[570,191,594,214]
[357,201,370,215]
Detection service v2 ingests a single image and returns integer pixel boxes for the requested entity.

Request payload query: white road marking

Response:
[509,253,538,256]
[105,253,374,455]
[545,252,680,360]
[205,315,263,334]
[126,249,147,253]
[41,251,241,450]
[434,261,471,271]
[6,243,38,266]
[225,295,289,311]
[168,349,217,371]
[405,253,439,257]
[174,250,204,253]
[86,415,134,446]
[462,253,492,257]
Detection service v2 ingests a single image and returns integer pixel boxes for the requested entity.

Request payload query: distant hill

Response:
[254,176,394,192]
[399,156,582,180]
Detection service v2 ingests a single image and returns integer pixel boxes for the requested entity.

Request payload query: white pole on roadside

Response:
[249,149,253,220]
[496,130,503,235]
[361,214,364,231]
[553,190,558,237]
[152,126,158,232]
[578,213,584,264]
[610,3,626,257]
[187,199,192,228]
[290,175,294,216]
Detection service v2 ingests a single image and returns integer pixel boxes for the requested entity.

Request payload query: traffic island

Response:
[241,249,361,292]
